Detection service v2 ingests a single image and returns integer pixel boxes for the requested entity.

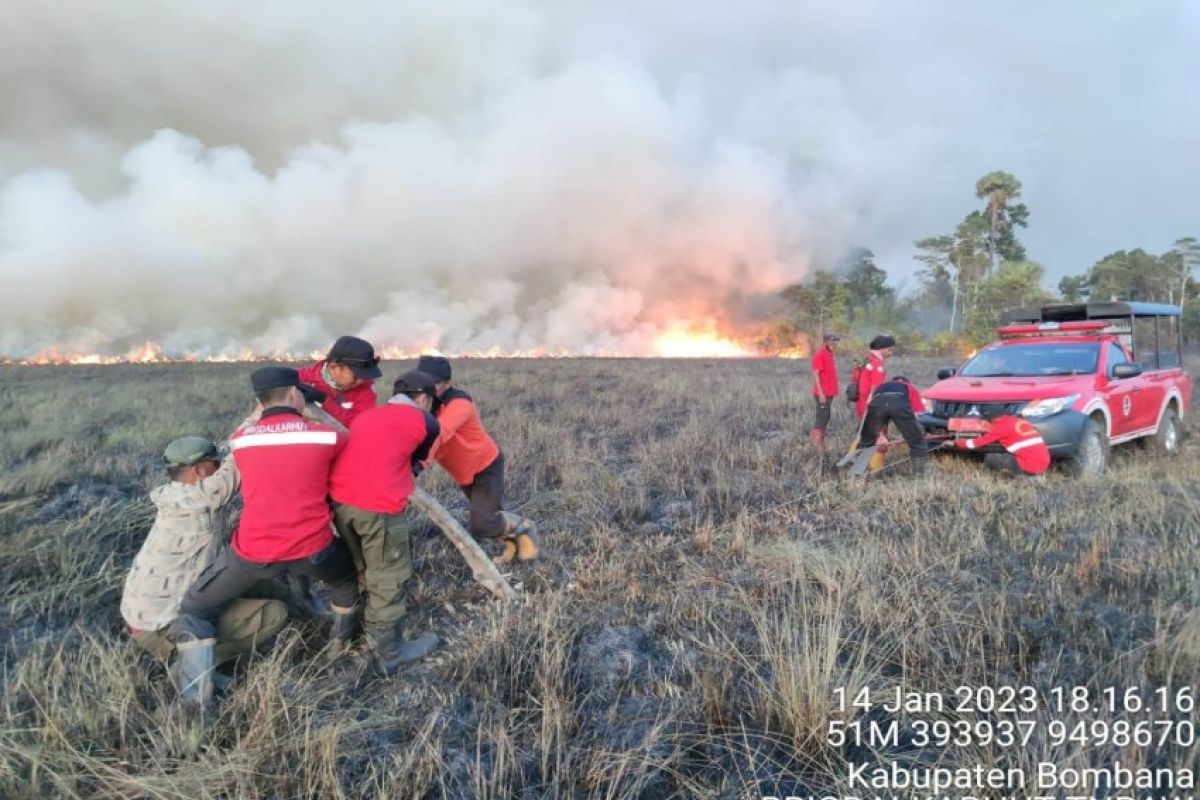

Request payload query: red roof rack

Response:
[998,320,1111,338]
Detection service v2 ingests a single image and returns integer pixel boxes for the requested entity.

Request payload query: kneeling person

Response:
[416,355,540,564]
[121,437,287,670]
[855,376,928,475]
[954,413,1050,475]
[172,368,360,709]
[329,371,442,672]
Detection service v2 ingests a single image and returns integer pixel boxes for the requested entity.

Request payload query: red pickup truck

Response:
[919,302,1191,475]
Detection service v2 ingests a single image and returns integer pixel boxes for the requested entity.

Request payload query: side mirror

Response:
[1112,363,1143,380]
[936,367,957,380]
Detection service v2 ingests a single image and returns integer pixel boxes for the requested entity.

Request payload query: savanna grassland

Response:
[0,357,1197,799]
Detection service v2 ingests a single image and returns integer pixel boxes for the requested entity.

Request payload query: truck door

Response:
[1101,341,1138,437]
[1130,316,1168,431]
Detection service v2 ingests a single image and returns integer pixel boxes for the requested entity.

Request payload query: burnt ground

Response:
[0,357,1197,798]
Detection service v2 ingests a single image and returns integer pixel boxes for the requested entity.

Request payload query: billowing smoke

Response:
[1,1,1197,357]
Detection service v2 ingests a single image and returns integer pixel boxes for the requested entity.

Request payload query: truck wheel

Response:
[1152,405,1180,454]
[1068,418,1108,477]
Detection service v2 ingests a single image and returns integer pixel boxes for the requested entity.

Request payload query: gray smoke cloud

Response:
[2,1,1197,357]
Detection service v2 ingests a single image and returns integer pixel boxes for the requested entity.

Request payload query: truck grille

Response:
[932,400,1026,417]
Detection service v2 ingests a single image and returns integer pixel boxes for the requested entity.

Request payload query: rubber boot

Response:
[285,573,332,620]
[810,428,825,450]
[175,637,216,710]
[367,623,439,675]
[326,603,360,661]
[494,511,540,564]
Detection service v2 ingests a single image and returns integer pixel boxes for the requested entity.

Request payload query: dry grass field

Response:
[1,357,1197,798]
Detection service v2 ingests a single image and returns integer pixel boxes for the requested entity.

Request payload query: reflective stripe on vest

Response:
[231,431,340,450]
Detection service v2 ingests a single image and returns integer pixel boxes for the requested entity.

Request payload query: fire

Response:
[1,322,817,364]
[652,322,755,358]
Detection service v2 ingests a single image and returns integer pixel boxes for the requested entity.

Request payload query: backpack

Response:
[845,359,865,403]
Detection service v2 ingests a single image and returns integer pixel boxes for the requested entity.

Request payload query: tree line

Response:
[768,170,1199,355]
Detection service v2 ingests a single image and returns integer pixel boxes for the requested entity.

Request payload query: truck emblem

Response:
[967,405,981,416]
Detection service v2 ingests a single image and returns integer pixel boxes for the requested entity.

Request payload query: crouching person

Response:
[854,376,929,476]
[121,437,288,677]
[416,355,540,565]
[172,368,360,710]
[328,371,442,673]
[954,413,1050,476]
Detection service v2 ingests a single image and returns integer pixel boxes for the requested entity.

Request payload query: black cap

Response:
[251,366,326,404]
[327,335,382,380]
[891,375,909,384]
[393,370,438,397]
[416,354,451,383]
[822,333,841,343]
[869,334,896,350]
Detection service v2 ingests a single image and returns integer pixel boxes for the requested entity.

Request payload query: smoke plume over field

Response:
[1,2,1197,358]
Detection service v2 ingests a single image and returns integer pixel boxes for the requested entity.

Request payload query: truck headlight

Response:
[1019,394,1079,419]
[921,396,935,413]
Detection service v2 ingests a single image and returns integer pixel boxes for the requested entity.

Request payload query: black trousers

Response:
[462,452,506,539]
[858,395,927,461]
[174,539,359,642]
[984,452,1025,476]
[812,397,833,431]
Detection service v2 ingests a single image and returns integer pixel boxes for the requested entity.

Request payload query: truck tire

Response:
[1068,418,1108,476]
[1151,405,1180,455]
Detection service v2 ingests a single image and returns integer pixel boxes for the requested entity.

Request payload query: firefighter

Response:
[328,371,442,672]
[810,333,840,449]
[854,334,895,419]
[954,412,1050,475]
[172,368,360,710]
[416,355,540,565]
[852,334,896,471]
[121,437,288,677]
[855,375,928,475]
[298,335,383,429]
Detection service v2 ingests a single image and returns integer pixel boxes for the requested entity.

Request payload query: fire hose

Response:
[234,402,518,601]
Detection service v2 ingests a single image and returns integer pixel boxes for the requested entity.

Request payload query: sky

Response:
[1,1,1197,356]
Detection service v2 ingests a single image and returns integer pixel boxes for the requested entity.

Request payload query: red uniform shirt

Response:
[855,352,886,418]
[298,361,378,429]
[330,397,437,514]
[430,390,501,486]
[811,346,838,399]
[956,415,1050,474]
[229,408,345,562]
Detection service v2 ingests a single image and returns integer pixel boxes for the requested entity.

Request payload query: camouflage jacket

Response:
[119,458,240,632]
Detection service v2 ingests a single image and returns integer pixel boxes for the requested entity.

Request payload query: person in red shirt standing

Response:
[810,333,840,450]
[854,334,895,419]
[851,335,896,472]
[852,376,928,475]
[172,367,360,710]
[298,335,383,429]
[416,355,540,565]
[328,370,442,672]
[954,413,1050,475]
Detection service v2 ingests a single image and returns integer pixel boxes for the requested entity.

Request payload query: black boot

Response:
[285,574,333,620]
[366,623,439,675]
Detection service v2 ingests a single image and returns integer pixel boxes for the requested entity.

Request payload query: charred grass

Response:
[0,358,1197,798]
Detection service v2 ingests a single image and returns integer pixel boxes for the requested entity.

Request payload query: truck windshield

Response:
[959,343,1099,377]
